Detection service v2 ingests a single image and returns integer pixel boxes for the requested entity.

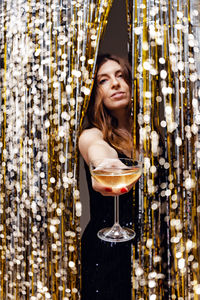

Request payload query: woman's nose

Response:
[111,77,120,87]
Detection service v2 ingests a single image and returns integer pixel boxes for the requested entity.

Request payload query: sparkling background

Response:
[0,0,112,299]
[127,0,200,298]
[0,0,200,299]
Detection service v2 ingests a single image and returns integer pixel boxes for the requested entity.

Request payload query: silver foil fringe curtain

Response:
[0,0,112,299]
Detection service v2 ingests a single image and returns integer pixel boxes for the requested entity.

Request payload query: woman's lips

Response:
[111,92,125,99]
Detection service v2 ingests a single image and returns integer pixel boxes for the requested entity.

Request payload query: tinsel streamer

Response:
[127,0,200,299]
[0,0,113,299]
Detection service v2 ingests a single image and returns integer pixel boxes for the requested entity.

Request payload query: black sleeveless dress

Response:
[81,153,137,300]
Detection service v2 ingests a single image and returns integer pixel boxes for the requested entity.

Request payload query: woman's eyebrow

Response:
[97,73,108,79]
[97,69,122,78]
[115,69,122,74]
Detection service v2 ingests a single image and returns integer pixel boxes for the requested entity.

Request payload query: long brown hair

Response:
[86,54,133,153]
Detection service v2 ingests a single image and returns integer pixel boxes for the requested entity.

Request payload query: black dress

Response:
[81,153,137,300]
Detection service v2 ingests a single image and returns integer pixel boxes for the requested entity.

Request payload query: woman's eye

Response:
[117,73,123,78]
[99,79,107,84]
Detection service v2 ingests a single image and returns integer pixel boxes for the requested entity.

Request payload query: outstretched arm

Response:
[78,128,118,165]
[79,128,130,196]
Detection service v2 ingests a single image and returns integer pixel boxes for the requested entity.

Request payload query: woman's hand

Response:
[91,158,136,196]
[91,177,131,196]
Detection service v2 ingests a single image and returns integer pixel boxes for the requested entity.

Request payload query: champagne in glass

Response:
[91,168,141,188]
[90,158,142,242]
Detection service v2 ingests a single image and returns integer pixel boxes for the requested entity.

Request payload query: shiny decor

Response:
[0,0,112,298]
[127,0,200,298]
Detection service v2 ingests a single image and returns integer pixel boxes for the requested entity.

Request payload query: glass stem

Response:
[114,195,119,224]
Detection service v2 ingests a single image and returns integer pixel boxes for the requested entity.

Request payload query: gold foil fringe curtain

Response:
[0,0,112,299]
[127,0,200,298]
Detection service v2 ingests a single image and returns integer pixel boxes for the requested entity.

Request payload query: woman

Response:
[79,54,138,300]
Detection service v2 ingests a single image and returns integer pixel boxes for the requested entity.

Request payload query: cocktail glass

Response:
[90,158,142,242]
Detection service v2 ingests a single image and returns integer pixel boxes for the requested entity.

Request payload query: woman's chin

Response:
[106,100,130,111]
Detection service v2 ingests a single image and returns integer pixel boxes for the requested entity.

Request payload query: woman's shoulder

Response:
[79,127,103,140]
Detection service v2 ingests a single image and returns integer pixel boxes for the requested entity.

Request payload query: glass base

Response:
[97,223,136,243]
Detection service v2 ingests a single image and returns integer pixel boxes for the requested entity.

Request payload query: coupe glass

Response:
[90,158,142,242]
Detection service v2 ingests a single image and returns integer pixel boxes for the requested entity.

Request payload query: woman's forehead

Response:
[97,60,121,76]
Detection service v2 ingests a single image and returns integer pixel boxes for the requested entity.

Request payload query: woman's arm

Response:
[79,128,130,196]
[78,128,118,165]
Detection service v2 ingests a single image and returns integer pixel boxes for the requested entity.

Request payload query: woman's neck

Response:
[118,119,131,132]
[112,109,131,132]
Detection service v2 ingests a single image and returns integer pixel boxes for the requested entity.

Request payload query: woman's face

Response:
[96,60,131,112]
